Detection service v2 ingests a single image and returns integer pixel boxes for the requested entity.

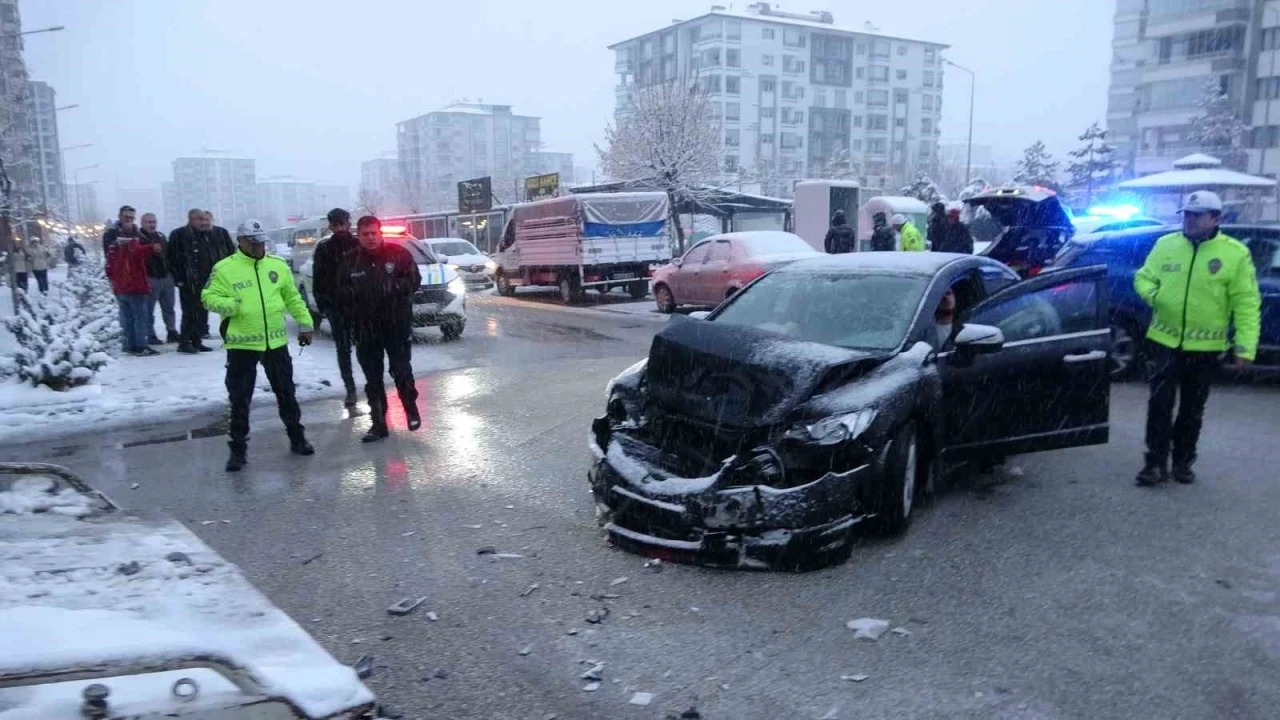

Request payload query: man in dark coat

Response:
[344,216,422,442]
[823,209,857,254]
[927,202,947,251]
[140,212,179,344]
[941,207,975,255]
[167,208,234,353]
[312,207,361,406]
[869,212,896,252]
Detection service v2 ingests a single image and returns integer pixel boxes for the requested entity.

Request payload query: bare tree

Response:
[597,79,722,252]
[357,187,384,215]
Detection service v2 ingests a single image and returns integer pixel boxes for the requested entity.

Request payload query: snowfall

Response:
[0,268,463,445]
[0,473,376,718]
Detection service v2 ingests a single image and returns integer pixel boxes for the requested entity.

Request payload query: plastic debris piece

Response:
[583,681,602,692]
[519,645,532,656]
[566,628,580,636]
[581,662,605,681]
[629,692,654,706]
[386,596,428,616]
[300,552,324,565]
[463,524,483,529]
[890,627,912,637]
[426,612,439,622]
[841,674,870,683]
[402,531,416,537]
[610,577,629,586]
[494,553,525,559]
[129,483,140,490]
[520,583,540,597]
[353,655,374,679]
[846,618,891,641]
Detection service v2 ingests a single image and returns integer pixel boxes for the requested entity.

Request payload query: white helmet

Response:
[235,219,268,241]
[891,213,907,226]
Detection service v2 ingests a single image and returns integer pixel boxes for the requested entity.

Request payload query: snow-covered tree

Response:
[3,283,114,391]
[1187,79,1248,170]
[1012,141,1060,191]
[1066,122,1119,206]
[816,145,856,181]
[597,79,722,252]
[901,173,946,204]
[64,254,121,354]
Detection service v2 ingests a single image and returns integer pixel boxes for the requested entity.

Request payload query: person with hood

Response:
[102,205,159,356]
[869,212,896,252]
[201,219,315,472]
[10,239,31,293]
[312,207,361,406]
[927,202,947,251]
[941,207,975,254]
[167,208,233,353]
[63,236,85,266]
[1132,190,1261,487]
[893,213,924,252]
[139,212,179,344]
[343,215,422,443]
[823,209,857,254]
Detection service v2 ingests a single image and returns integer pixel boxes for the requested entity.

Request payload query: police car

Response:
[297,224,468,340]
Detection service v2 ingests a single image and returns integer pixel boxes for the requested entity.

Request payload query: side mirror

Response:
[673,257,684,268]
[953,323,1004,355]
[689,311,711,321]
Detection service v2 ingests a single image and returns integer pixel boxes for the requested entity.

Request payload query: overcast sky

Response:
[21,0,1113,212]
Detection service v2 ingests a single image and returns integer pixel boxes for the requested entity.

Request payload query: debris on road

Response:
[610,576,629,586]
[494,553,525,559]
[583,681,602,692]
[477,546,497,555]
[846,618,891,641]
[200,520,215,526]
[462,524,483,529]
[820,706,841,720]
[566,628,580,636]
[426,612,439,622]
[519,645,532,656]
[890,627,912,637]
[520,583,540,597]
[352,655,374,679]
[432,668,450,680]
[585,608,610,624]
[590,592,621,601]
[117,561,141,576]
[629,692,654,706]
[387,596,429,616]
[668,707,701,720]
[841,674,870,683]
[129,482,140,490]
[401,531,416,537]
[300,552,324,565]
[644,558,663,572]
[505,505,516,510]
[581,662,605,681]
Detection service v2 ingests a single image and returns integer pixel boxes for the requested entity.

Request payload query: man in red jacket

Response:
[102,205,159,356]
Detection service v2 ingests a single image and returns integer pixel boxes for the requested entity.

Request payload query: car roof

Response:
[779,251,989,277]
[1074,222,1280,245]
[701,230,805,243]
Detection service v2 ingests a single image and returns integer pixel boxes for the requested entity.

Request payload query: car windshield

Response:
[714,272,929,351]
[736,232,814,256]
[430,240,480,256]
[397,238,437,264]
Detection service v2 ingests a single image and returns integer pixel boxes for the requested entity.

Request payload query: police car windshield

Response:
[397,238,439,265]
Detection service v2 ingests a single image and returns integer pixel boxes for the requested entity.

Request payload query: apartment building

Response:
[25,81,65,219]
[609,2,948,194]
[168,155,256,227]
[1108,0,1280,177]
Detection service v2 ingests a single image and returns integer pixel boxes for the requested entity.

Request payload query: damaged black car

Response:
[590,252,1112,569]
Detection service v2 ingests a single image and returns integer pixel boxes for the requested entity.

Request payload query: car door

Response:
[674,241,712,304]
[939,265,1111,462]
[701,239,735,304]
[1239,231,1280,358]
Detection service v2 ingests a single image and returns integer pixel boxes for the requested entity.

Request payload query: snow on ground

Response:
[0,271,463,444]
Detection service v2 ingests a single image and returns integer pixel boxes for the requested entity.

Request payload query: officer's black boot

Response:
[406,402,421,432]
[226,442,248,472]
[1135,457,1167,487]
[289,430,315,456]
[362,396,389,443]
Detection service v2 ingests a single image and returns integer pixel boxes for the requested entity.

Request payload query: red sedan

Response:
[652,231,819,313]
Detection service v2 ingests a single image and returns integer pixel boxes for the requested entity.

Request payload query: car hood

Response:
[418,263,460,288]
[646,316,890,429]
[437,252,489,266]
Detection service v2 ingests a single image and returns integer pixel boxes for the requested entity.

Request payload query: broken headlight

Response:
[787,409,877,447]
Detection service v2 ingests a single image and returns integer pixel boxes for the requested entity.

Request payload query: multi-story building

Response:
[25,81,65,219]
[168,155,256,227]
[315,184,350,212]
[161,181,181,230]
[396,103,542,210]
[528,150,575,184]
[256,180,316,227]
[609,3,948,194]
[67,183,99,225]
[118,187,163,226]
[1108,0,1280,177]
[1,0,39,238]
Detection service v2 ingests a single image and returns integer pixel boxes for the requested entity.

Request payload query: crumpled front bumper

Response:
[588,418,876,570]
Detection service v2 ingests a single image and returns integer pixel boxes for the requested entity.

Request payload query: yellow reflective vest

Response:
[1133,230,1261,360]
[899,222,925,252]
[202,251,313,351]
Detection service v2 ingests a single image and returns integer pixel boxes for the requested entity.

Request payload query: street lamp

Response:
[945,59,976,186]
[71,165,98,227]
[55,104,78,112]
[2,25,65,38]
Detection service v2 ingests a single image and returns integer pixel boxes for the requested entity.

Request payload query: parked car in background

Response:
[651,231,819,313]
[1069,214,1162,237]
[426,237,496,289]
[1053,223,1280,377]
[968,186,1074,277]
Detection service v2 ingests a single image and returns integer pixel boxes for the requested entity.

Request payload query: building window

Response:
[761,134,775,144]
[1252,125,1280,148]
[726,76,741,95]
[783,29,807,48]
[727,49,741,67]
[856,67,865,80]
[868,138,888,154]
[642,40,654,59]
[725,155,739,172]
[703,74,722,93]
[920,140,932,158]
[725,129,741,147]
[855,41,867,55]
[762,54,774,66]
[761,107,776,118]
[894,88,909,104]
[814,88,827,107]
[1259,76,1280,100]
[872,39,890,58]
[852,139,863,151]
[761,78,777,92]
[896,69,907,81]
[868,89,889,107]
[727,20,741,40]
[922,94,935,110]
[870,65,889,82]
[925,48,936,64]
[662,32,675,54]
[855,90,864,103]
[922,117,934,134]
[835,89,848,108]
[868,114,888,131]
[763,27,776,40]
[783,55,806,73]
[853,115,863,127]
[897,44,907,56]
[725,101,741,120]
[894,117,906,128]
[923,70,935,88]
[704,48,721,66]
[780,131,803,149]
[1264,27,1280,52]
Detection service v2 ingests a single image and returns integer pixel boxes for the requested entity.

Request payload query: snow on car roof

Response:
[780,251,980,276]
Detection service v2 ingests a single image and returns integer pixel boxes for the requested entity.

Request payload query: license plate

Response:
[613,272,637,280]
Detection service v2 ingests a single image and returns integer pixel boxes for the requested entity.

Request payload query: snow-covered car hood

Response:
[436,252,489,268]
[645,316,890,429]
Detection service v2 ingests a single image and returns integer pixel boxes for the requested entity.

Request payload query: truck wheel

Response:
[559,274,582,304]
[496,271,515,297]
[441,320,465,340]
[628,281,649,300]
[874,421,920,535]
[654,284,676,313]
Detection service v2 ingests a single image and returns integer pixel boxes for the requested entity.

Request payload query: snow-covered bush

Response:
[64,255,121,354]
[3,258,118,390]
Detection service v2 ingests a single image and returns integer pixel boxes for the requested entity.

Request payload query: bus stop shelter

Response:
[1117,154,1277,221]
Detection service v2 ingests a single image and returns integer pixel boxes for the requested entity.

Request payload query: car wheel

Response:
[628,281,649,300]
[496,271,515,297]
[441,320,465,340]
[559,274,582,304]
[1109,319,1142,380]
[875,422,920,535]
[654,284,676,313]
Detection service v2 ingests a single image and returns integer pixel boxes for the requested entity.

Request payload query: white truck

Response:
[492,192,672,304]
[0,463,378,719]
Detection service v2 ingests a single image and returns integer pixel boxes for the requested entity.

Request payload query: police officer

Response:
[345,216,421,443]
[202,220,316,472]
[1133,190,1261,486]
[893,213,924,251]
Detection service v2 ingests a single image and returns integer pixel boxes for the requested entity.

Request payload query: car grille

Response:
[412,286,454,306]
[462,264,487,273]
[647,414,771,478]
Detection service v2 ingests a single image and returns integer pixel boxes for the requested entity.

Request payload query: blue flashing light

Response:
[1085,204,1141,220]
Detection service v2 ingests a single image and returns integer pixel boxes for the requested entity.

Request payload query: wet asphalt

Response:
[6,293,1280,720]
